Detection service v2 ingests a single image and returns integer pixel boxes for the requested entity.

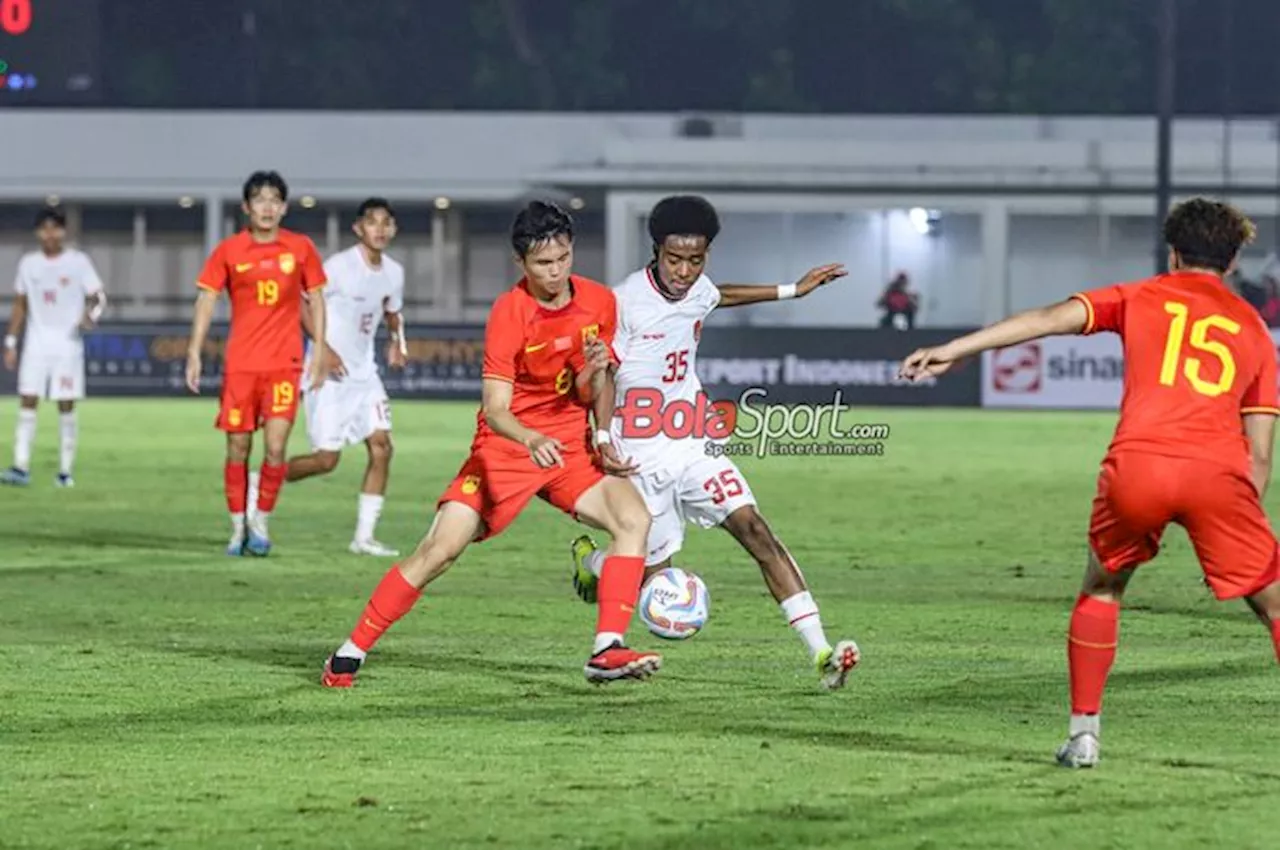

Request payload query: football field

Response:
[2,400,1278,849]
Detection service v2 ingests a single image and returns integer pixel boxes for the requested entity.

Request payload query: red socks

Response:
[350,566,423,652]
[1271,619,1280,664]
[596,555,645,636]
[224,461,247,514]
[1067,594,1120,715]
[257,462,287,513]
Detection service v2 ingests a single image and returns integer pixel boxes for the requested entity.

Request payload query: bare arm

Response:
[305,290,328,390]
[1244,413,1276,498]
[81,291,107,328]
[901,298,1089,380]
[384,309,407,368]
[3,294,26,371]
[716,263,847,309]
[184,289,219,393]
[481,377,566,468]
[301,291,318,341]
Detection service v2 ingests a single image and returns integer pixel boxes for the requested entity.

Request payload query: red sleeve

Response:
[482,296,521,383]
[1242,334,1280,416]
[300,238,327,292]
[1070,285,1126,335]
[196,241,228,293]
[567,285,620,373]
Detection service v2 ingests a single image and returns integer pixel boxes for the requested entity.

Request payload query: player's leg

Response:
[284,378,343,484]
[560,471,660,682]
[571,471,674,603]
[244,373,301,555]
[49,350,85,487]
[349,385,396,555]
[1057,453,1163,769]
[719,504,860,690]
[4,348,46,484]
[322,451,534,687]
[322,500,483,687]
[2,396,38,485]
[216,371,258,555]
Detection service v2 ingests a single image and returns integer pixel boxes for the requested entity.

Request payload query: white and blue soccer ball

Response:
[639,567,710,640]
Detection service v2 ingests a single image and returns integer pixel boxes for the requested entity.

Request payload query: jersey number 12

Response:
[1160,301,1240,397]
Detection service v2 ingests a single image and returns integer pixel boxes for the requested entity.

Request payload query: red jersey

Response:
[477,276,619,448]
[196,229,327,373]
[1073,271,1280,472]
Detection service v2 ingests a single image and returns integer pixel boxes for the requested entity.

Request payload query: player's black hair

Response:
[356,197,396,219]
[1163,197,1256,274]
[510,200,574,258]
[648,195,721,249]
[34,207,66,228]
[242,170,289,203]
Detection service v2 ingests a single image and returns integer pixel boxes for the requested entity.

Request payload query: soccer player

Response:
[321,200,661,687]
[2,207,106,488]
[261,198,406,556]
[185,171,328,556]
[899,197,1280,768]
[569,195,861,691]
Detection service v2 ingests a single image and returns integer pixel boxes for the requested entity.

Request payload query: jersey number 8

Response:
[1160,301,1240,398]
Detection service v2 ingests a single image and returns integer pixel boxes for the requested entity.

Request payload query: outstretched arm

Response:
[716,263,847,308]
[900,297,1089,381]
[1244,413,1276,498]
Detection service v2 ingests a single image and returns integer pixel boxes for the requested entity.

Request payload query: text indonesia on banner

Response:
[981,329,1280,410]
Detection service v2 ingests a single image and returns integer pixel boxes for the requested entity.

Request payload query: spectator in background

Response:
[877,271,918,330]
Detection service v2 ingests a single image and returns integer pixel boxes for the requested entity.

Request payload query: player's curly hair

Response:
[648,195,721,248]
[1163,197,1256,273]
[510,200,575,258]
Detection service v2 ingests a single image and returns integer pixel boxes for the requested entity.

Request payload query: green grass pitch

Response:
[2,400,1278,849]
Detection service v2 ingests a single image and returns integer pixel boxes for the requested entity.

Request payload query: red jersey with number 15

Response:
[477,276,619,449]
[196,229,327,373]
[1072,271,1280,473]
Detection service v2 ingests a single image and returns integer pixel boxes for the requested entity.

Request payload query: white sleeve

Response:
[321,255,343,300]
[80,254,105,296]
[385,264,405,313]
[612,295,633,360]
[14,258,28,295]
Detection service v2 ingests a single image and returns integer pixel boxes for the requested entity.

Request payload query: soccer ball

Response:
[638,567,710,640]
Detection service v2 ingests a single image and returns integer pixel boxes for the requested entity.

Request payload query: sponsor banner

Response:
[0,322,981,406]
[0,322,486,399]
[695,327,981,406]
[981,329,1280,409]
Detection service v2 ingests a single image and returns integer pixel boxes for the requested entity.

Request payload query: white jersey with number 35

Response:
[15,249,104,356]
[317,246,405,383]
[610,266,722,473]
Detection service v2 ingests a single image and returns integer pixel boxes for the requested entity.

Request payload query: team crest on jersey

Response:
[278,253,296,274]
[693,320,702,341]
[461,475,481,495]
[59,276,70,287]
[581,324,599,342]
[227,409,243,427]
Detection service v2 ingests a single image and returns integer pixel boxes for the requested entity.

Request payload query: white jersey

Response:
[610,266,722,473]
[315,246,405,383]
[15,249,103,356]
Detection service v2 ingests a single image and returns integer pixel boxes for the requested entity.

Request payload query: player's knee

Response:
[226,435,252,463]
[727,507,776,557]
[316,451,341,473]
[614,493,651,542]
[368,434,393,464]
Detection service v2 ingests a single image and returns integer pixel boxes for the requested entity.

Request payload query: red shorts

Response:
[216,369,302,433]
[1089,451,1280,600]
[438,441,605,541]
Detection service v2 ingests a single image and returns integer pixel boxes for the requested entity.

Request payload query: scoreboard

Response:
[0,0,101,103]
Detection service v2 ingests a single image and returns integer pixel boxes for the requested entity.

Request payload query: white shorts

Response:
[304,376,392,452]
[18,347,84,401]
[632,453,757,567]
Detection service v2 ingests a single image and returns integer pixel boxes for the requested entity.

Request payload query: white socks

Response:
[14,408,35,471]
[356,493,384,541]
[1069,713,1101,738]
[780,591,832,659]
[247,471,260,517]
[230,512,246,536]
[593,632,624,655]
[585,549,605,578]
[59,411,77,476]
[337,639,367,661]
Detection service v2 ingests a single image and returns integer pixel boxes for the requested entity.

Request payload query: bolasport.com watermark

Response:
[614,387,889,460]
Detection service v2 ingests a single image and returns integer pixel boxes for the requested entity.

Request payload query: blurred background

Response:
[4,0,1280,406]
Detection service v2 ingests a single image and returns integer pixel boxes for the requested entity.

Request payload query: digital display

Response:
[0,0,101,104]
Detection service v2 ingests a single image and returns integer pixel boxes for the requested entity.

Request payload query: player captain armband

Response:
[777,283,798,300]
[4,334,15,350]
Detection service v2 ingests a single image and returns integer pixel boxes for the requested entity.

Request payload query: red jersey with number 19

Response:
[196,229,327,373]
[1072,271,1280,473]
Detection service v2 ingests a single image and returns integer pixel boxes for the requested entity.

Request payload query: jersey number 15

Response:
[1160,301,1240,397]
